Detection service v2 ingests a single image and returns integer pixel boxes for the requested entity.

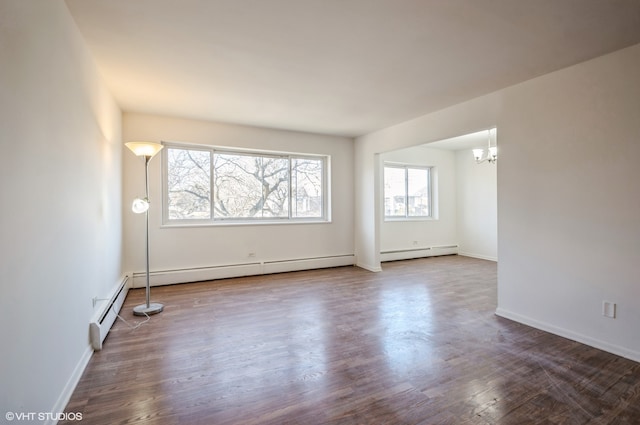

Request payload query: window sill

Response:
[383,217,436,223]
[161,219,332,228]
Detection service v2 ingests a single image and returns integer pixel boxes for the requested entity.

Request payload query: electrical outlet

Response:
[412,240,419,246]
[602,301,616,318]
[248,252,256,258]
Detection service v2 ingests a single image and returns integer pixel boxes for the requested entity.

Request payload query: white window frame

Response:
[161,142,330,226]
[383,163,433,221]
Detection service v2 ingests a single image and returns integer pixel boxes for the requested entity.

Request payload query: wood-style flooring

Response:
[63,256,640,424]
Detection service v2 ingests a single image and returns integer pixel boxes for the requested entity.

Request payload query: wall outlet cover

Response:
[602,301,616,319]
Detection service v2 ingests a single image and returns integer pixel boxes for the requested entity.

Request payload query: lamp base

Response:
[133,302,164,316]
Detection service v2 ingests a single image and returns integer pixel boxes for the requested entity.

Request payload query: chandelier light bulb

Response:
[489,146,497,160]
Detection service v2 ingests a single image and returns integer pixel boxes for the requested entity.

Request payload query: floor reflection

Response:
[377,284,435,375]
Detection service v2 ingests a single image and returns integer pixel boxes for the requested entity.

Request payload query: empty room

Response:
[1,1,640,424]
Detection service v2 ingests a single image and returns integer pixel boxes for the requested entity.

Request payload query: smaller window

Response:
[384,164,431,219]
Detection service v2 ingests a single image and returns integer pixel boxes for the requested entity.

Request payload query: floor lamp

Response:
[125,141,164,316]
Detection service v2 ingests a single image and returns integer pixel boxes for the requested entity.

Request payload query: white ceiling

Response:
[65,0,640,138]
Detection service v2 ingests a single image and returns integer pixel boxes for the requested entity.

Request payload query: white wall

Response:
[497,44,640,360]
[355,43,640,361]
[0,0,122,419]
[354,143,381,271]
[122,113,354,283]
[455,149,497,260]
[380,146,457,255]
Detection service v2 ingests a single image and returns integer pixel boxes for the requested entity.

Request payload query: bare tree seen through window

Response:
[167,148,211,219]
[167,147,324,221]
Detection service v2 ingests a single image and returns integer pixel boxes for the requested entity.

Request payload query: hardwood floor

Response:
[63,256,640,424]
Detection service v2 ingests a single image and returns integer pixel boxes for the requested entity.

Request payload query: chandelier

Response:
[472,128,497,164]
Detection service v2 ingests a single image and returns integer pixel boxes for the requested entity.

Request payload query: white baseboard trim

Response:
[47,345,93,425]
[131,255,356,287]
[495,307,640,363]
[458,252,497,262]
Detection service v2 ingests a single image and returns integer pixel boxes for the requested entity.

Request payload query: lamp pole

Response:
[143,155,152,310]
[126,141,164,316]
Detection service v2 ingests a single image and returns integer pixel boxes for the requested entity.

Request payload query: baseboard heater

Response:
[380,245,458,262]
[130,254,356,287]
[89,277,129,351]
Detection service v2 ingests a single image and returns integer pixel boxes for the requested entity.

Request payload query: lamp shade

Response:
[472,148,484,161]
[125,141,164,158]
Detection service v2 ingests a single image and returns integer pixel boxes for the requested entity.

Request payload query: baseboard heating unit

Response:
[130,255,356,287]
[380,245,458,262]
[89,277,129,351]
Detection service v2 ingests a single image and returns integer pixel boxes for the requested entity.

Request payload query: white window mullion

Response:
[288,156,293,219]
[210,150,215,220]
[404,167,409,218]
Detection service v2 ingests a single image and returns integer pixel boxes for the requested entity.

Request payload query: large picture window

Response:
[384,164,431,219]
[164,143,327,224]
